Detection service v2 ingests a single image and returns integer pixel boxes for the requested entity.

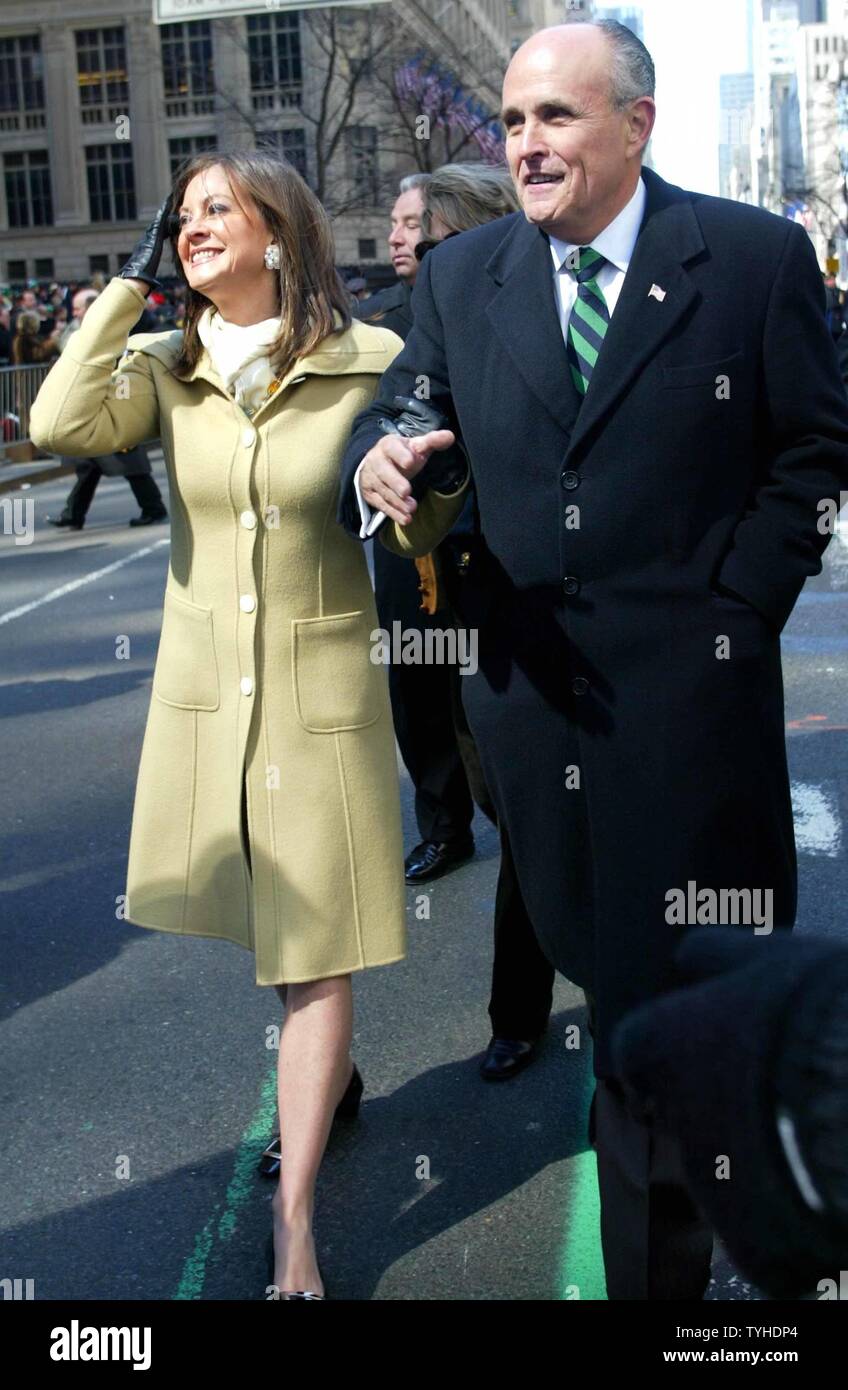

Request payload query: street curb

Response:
[0,447,166,495]
[0,460,76,494]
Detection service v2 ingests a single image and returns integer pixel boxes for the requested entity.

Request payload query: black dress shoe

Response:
[129,511,168,527]
[404,837,474,884]
[479,1035,544,1081]
[48,516,83,530]
[258,1062,363,1178]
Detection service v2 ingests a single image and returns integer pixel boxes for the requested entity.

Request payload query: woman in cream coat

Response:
[29,151,408,1300]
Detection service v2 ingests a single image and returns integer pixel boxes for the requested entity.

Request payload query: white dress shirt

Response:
[354,175,647,539]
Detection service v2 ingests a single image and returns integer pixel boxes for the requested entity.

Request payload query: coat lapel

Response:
[567,170,705,458]
[484,169,707,454]
[485,215,583,438]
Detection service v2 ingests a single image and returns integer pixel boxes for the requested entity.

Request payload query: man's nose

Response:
[516,118,549,161]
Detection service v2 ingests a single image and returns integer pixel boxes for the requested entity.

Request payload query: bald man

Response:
[338,20,848,1298]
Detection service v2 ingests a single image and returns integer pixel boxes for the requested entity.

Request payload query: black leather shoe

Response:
[404,837,474,883]
[129,511,168,527]
[48,516,83,530]
[258,1062,363,1178]
[479,1035,544,1081]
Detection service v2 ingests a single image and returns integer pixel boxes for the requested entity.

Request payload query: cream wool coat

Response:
[29,276,409,983]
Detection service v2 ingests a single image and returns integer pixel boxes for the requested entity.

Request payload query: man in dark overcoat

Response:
[337,20,848,1297]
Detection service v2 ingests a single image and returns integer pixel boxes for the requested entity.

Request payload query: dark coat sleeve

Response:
[336,250,467,539]
[715,222,848,630]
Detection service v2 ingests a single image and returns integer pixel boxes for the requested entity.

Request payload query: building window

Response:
[247,12,302,113]
[3,150,53,227]
[256,128,307,180]
[346,126,378,206]
[358,238,377,260]
[89,254,109,274]
[160,21,215,118]
[168,134,217,177]
[34,258,54,279]
[76,27,129,125]
[85,144,136,221]
[7,260,27,284]
[0,34,46,132]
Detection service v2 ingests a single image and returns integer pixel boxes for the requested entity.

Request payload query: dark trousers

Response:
[585,993,714,1300]
[61,462,166,525]
[488,820,555,1038]
[374,543,474,844]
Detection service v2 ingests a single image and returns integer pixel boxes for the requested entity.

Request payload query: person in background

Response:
[45,286,168,531]
[345,275,371,303]
[0,303,12,366]
[415,163,557,1081]
[824,270,844,341]
[11,310,62,365]
[353,172,479,888]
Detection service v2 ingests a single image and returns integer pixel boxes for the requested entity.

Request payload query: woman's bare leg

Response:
[270,974,354,1295]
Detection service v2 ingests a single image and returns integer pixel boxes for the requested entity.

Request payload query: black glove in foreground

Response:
[117,195,174,293]
[611,927,848,1299]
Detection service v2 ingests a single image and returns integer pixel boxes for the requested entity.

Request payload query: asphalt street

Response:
[1,451,846,1301]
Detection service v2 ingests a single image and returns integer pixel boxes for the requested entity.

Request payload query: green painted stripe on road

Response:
[175,1058,607,1301]
[173,1062,278,1300]
[557,1082,607,1301]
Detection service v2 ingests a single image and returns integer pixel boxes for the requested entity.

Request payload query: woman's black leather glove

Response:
[117,196,174,293]
[378,395,469,497]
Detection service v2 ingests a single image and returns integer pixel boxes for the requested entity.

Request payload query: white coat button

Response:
[240,510,257,529]
[242,428,255,447]
[240,594,256,612]
[240,676,254,696]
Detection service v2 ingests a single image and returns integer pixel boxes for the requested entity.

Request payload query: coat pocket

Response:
[152,589,221,711]
[292,609,384,732]
[660,350,744,388]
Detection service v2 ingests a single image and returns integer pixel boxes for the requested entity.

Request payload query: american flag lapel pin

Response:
[648,283,667,302]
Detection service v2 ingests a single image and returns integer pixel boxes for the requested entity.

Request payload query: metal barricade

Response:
[1,362,52,461]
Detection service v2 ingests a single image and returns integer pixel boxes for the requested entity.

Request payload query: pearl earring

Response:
[264,243,281,270]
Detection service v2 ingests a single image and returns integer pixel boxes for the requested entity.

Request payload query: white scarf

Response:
[196,305,281,417]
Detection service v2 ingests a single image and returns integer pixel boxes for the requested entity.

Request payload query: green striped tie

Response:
[566,246,610,396]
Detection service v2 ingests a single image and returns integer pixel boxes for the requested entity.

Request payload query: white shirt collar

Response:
[548,175,646,275]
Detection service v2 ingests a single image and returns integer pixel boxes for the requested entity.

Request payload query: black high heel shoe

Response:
[257,1062,363,1178]
[264,1230,326,1300]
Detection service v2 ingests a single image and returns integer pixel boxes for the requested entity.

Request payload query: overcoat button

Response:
[572,676,589,696]
[563,575,580,595]
[240,676,254,695]
[242,428,255,447]
[561,470,580,490]
[240,594,256,612]
[240,510,257,529]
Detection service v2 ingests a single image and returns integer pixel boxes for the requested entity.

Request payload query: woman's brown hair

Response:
[167,149,352,382]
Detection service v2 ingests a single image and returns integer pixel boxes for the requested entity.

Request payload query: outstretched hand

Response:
[359,428,457,525]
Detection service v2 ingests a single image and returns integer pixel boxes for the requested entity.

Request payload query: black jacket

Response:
[338,166,848,1075]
